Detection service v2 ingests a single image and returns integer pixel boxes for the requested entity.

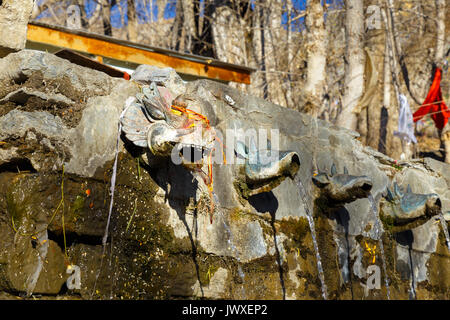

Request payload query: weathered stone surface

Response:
[131,65,186,97]
[0,172,67,295]
[0,50,448,299]
[0,50,140,175]
[0,0,34,56]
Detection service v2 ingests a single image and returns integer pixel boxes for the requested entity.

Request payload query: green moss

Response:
[6,190,23,224]
[124,208,176,254]
[233,166,253,200]
[313,196,330,213]
[355,234,364,244]
[234,179,251,200]
[276,217,310,243]
[72,194,85,212]
[391,164,403,171]
[229,207,258,223]
[314,214,341,298]
[229,207,245,222]
[200,264,220,285]
[5,178,32,230]
[419,244,450,298]
[70,194,85,223]
[260,220,273,239]
[241,255,279,274]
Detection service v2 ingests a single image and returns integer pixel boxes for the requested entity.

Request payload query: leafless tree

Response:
[301,0,326,117]
[335,0,365,130]
[30,0,449,162]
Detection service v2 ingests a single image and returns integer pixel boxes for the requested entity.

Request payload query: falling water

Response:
[212,192,246,298]
[295,177,328,300]
[407,247,416,300]
[367,194,391,300]
[26,227,49,297]
[438,213,450,253]
[93,98,133,298]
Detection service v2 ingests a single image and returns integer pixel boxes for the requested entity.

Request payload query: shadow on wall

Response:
[123,139,206,297]
[249,191,286,299]
[248,191,279,216]
[335,207,355,299]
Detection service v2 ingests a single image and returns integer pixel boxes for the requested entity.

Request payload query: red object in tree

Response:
[413,68,450,130]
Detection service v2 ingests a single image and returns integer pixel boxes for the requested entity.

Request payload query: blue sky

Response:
[36,0,343,30]
[282,0,344,31]
[87,0,172,26]
[85,0,159,27]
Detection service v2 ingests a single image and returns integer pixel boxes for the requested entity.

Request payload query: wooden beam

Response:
[26,23,252,84]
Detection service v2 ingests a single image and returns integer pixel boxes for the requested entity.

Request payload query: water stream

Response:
[367,194,391,300]
[407,246,416,300]
[295,177,328,300]
[26,227,49,297]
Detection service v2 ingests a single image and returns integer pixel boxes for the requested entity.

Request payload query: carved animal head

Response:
[312,163,373,206]
[121,82,216,183]
[380,182,441,232]
[233,138,300,198]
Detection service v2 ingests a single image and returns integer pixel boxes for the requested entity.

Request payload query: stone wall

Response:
[0,50,448,299]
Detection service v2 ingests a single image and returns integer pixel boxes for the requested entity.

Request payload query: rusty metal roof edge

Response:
[29,21,256,74]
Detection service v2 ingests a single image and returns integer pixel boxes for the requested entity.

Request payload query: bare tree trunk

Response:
[171,0,183,50]
[196,0,204,37]
[417,2,424,37]
[258,2,269,100]
[86,1,102,33]
[387,0,414,159]
[361,3,384,152]
[101,0,112,36]
[211,6,246,65]
[248,1,265,100]
[377,39,391,155]
[383,37,391,125]
[75,0,90,29]
[181,0,196,53]
[285,0,294,108]
[380,2,404,159]
[265,0,286,106]
[335,0,364,130]
[386,0,402,69]
[302,0,326,117]
[156,0,166,21]
[126,0,137,42]
[435,0,446,65]
[31,1,45,20]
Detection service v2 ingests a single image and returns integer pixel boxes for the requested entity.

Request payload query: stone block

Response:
[0,0,34,56]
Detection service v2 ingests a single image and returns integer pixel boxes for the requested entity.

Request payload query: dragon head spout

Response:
[233,139,300,198]
[380,182,442,232]
[121,82,216,182]
[312,164,373,206]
